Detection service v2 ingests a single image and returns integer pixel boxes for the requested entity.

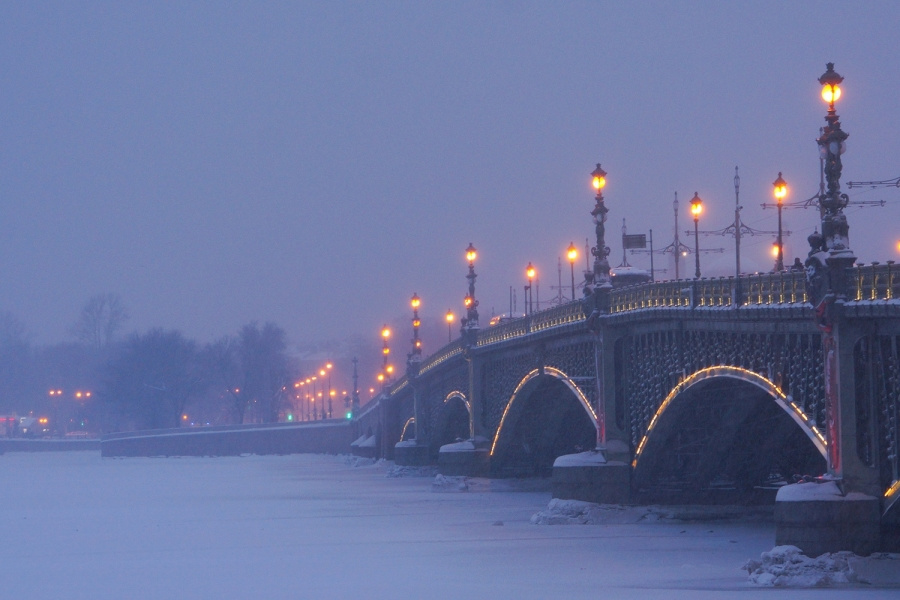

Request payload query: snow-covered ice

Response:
[2,452,898,599]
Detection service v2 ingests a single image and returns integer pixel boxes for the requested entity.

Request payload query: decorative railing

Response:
[853,261,898,301]
[393,265,897,394]
[742,271,808,305]
[416,339,464,376]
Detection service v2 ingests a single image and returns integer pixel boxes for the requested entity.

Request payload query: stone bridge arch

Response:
[632,366,827,503]
[489,366,597,477]
[429,390,471,457]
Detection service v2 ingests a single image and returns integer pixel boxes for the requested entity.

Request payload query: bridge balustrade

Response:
[853,262,898,301]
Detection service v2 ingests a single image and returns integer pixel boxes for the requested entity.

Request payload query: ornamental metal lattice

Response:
[624,330,824,450]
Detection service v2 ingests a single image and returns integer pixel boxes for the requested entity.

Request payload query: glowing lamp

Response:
[591,163,607,191]
[446,310,455,324]
[773,172,788,204]
[819,63,843,106]
[690,192,703,220]
[381,326,390,339]
[566,242,577,263]
[526,262,536,281]
[410,293,420,309]
[465,243,477,264]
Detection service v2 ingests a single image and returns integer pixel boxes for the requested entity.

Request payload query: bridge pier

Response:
[775,317,885,555]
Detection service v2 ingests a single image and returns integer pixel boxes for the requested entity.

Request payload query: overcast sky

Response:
[2,1,899,351]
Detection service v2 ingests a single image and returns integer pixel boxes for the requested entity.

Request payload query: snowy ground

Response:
[2,452,898,599]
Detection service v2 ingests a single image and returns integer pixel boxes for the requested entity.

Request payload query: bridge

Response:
[355,264,899,555]
[355,64,900,555]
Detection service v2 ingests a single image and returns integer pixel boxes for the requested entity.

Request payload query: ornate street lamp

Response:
[463,243,479,331]
[773,172,788,271]
[445,309,455,342]
[816,62,852,258]
[409,293,422,361]
[381,325,391,390]
[566,242,577,300]
[588,164,611,290]
[525,262,536,315]
[690,192,703,278]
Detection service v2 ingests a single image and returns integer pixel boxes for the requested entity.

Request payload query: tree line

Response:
[0,294,298,434]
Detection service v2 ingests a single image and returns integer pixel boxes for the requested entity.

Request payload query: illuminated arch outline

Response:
[443,390,471,415]
[399,417,415,442]
[490,366,598,456]
[631,365,828,468]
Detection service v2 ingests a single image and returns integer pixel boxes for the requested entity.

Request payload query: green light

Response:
[287,414,293,422]
[345,412,352,419]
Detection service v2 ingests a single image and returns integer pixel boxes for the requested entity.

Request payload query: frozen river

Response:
[1,452,897,599]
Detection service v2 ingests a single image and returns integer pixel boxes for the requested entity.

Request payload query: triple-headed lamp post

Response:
[690,192,703,278]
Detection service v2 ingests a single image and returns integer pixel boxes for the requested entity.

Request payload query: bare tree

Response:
[102,328,199,431]
[238,322,290,423]
[199,336,246,423]
[72,293,129,350]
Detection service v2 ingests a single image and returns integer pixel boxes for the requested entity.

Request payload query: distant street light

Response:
[525,262,536,315]
[566,242,577,300]
[445,309,455,342]
[773,172,788,271]
[690,192,703,278]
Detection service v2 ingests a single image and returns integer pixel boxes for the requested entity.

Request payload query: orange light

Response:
[819,63,844,107]
[412,319,420,328]
[386,365,394,374]
[464,295,473,308]
[326,363,332,370]
[566,242,577,263]
[821,84,841,104]
[525,262,536,281]
[771,243,780,258]
[446,310,455,323]
[383,347,390,355]
[410,293,420,310]
[381,326,391,339]
[182,414,188,421]
[773,172,788,204]
[690,192,703,219]
[320,369,326,377]
[591,163,607,191]
[377,374,384,382]
[465,243,477,264]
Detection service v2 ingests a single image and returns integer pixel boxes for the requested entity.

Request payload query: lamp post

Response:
[462,243,479,332]
[588,164,611,290]
[566,242,577,300]
[690,192,703,278]
[407,293,423,442]
[410,293,422,361]
[381,326,391,391]
[773,172,788,271]
[445,309,454,342]
[525,262,535,315]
